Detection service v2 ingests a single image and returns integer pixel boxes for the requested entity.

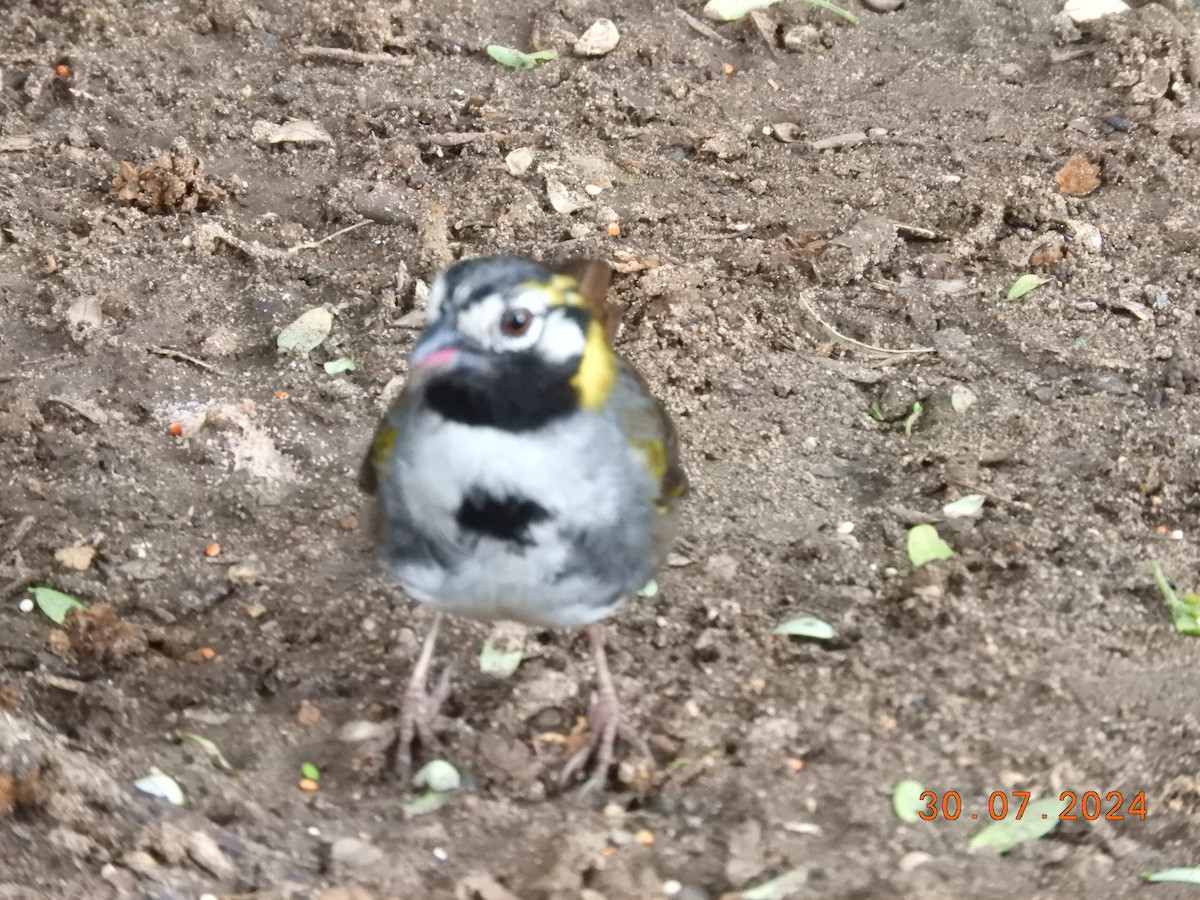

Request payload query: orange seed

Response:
[723,62,735,75]
[606,221,621,237]
[168,421,183,437]
[204,543,221,557]
[299,777,319,792]
[275,390,289,399]
[54,64,71,78]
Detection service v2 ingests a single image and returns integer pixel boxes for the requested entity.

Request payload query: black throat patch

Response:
[455,489,551,546]
[424,352,578,432]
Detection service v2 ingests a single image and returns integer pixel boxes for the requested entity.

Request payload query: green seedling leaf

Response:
[703,0,780,20]
[1150,560,1200,635]
[892,779,926,823]
[412,758,462,793]
[323,357,357,375]
[134,768,186,806]
[478,642,524,678]
[1144,868,1200,885]
[300,762,321,781]
[773,616,836,641]
[1006,274,1052,300]
[802,0,859,25]
[906,524,954,567]
[28,586,85,625]
[942,494,986,519]
[967,797,1062,853]
[486,45,557,69]
[277,307,333,354]
[175,731,234,772]
[903,401,923,436]
[868,401,885,422]
[637,579,659,599]
[739,866,809,900]
[402,789,449,817]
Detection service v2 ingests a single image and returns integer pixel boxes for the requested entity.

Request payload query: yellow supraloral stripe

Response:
[571,319,616,411]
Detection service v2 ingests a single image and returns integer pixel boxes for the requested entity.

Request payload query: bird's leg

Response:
[392,612,453,777]
[559,622,651,792]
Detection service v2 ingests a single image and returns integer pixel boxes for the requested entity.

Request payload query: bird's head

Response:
[410,256,617,431]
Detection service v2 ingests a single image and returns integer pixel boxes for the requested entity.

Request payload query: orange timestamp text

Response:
[918,790,1147,822]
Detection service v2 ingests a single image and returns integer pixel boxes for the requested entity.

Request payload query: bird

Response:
[359,254,687,790]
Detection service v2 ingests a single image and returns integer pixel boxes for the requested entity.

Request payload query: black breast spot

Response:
[455,489,551,546]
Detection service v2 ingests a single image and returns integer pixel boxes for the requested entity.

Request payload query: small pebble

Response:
[899,850,934,873]
[575,19,620,57]
[18,597,34,613]
[432,847,448,862]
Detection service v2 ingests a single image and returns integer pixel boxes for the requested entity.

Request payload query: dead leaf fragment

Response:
[54,545,96,571]
[64,604,148,664]
[546,178,584,214]
[1055,156,1101,197]
[266,119,334,145]
[111,141,225,214]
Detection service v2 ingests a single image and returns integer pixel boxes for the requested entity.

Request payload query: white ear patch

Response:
[427,271,450,322]
[540,308,587,364]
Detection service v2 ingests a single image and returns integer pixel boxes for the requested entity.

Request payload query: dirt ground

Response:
[3,0,1200,896]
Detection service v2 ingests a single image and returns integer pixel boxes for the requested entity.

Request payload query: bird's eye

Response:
[500,307,533,337]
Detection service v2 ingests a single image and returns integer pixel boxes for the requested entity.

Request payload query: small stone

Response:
[950,385,977,413]
[770,122,802,143]
[271,83,301,105]
[330,836,387,875]
[1028,236,1066,267]
[505,147,534,176]
[227,564,260,585]
[782,24,820,51]
[55,545,95,571]
[574,19,620,57]
[1070,221,1103,252]
[1063,0,1130,24]
[1056,156,1101,197]
[933,327,971,349]
[899,850,933,873]
[186,830,235,880]
[67,296,103,330]
[296,700,322,726]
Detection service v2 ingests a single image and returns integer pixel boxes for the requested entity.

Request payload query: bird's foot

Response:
[558,685,650,792]
[391,663,453,778]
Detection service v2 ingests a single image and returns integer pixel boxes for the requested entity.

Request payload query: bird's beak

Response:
[410,320,478,372]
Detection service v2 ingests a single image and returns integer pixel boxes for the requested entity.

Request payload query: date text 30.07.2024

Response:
[917,791,1147,822]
